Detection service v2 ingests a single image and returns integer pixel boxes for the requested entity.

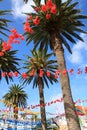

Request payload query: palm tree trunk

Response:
[50,32,81,130]
[13,105,18,119]
[38,78,47,130]
[13,105,18,130]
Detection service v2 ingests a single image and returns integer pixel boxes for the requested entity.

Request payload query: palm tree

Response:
[23,0,87,130]
[3,84,28,119]
[0,42,20,83]
[21,49,58,130]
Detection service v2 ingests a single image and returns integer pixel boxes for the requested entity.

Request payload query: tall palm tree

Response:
[3,84,28,119]
[23,0,87,130]
[21,49,58,130]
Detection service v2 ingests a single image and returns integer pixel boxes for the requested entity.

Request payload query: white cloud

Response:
[11,0,67,18]
[11,0,34,18]
[68,33,87,64]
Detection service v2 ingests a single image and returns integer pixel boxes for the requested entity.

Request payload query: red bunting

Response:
[46,71,51,77]
[14,71,19,77]
[85,67,87,73]
[77,68,82,74]
[22,72,27,79]
[0,66,87,79]
[62,69,67,75]
[39,69,44,77]
[0,98,87,112]
[69,68,74,75]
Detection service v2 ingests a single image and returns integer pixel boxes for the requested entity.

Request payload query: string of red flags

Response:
[0,98,87,111]
[0,67,87,79]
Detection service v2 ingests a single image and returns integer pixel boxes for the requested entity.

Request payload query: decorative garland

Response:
[0,98,87,111]
[0,67,87,79]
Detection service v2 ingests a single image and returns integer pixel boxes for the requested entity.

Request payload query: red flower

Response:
[2,43,12,51]
[0,52,4,56]
[2,42,7,51]
[18,34,25,40]
[46,0,53,9]
[46,13,51,19]
[24,26,30,32]
[7,39,13,44]
[51,5,57,14]
[34,7,41,12]
[28,27,34,34]
[7,44,12,50]
[25,20,30,27]
[29,15,33,20]
[2,42,7,47]
[10,28,17,34]
[24,20,32,33]
[33,16,40,26]
[14,33,19,38]
[42,5,48,12]
[9,35,15,41]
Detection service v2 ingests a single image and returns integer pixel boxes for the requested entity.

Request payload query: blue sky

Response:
[0,0,87,118]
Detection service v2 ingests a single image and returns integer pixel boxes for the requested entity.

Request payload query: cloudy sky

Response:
[0,0,87,118]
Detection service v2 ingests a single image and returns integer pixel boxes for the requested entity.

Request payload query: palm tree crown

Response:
[21,49,58,88]
[24,0,87,53]
[3,84,28,107]
[0,43,20,83]
[3,84,28,119]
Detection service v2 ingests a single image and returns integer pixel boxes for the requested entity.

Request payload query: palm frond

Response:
[20,49,58,88]
[0,48,20,83]
[3,84,28,108]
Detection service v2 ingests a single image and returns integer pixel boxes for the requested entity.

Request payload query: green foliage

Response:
[0,0,11,38]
